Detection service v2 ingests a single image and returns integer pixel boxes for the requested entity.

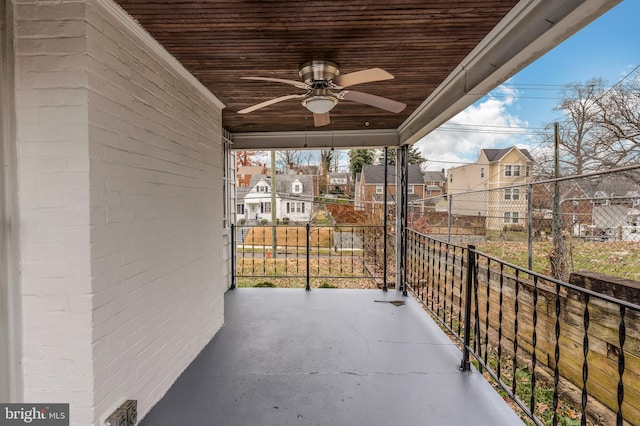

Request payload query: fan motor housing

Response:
[299,60,340,86]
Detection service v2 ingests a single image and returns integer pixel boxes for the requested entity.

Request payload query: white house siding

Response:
[13,0,227,424]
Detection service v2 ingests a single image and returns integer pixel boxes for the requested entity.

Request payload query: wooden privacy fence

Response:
[405,229,640,426]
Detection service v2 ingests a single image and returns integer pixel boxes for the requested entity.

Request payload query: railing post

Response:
[230,224,236,289]
[527,183,533,271]
[383,147,388,292]
[460,244,476,371]
[306,223,311,291]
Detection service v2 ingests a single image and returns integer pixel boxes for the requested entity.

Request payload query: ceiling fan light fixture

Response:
[302,96,337,114]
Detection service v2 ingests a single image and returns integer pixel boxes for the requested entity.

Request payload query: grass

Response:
[478,350,585,426]
[477,240,640,281]
[235,257,378,289]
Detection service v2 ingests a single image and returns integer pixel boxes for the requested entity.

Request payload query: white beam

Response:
[399,0,621,145]
[231,129,400,150]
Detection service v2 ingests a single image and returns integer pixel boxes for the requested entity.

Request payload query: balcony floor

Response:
[140,288,523,425]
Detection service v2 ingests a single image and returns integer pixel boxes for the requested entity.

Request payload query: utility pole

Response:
[552,122,561,246]
[551,122,566,280]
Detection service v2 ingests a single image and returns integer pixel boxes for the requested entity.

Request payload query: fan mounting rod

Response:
[299,60,340,87]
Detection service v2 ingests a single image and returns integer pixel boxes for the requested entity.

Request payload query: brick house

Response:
[422,170,447,197]
[355,164,426,218]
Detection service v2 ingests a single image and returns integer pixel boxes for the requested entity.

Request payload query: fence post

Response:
[230,224,236,289]
[460,244,476,371]
[306,223,311,291]
[447,193,452,244]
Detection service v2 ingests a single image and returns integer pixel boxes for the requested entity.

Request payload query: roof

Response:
[481,147,534,163]
[361,165,425,185]
[329,172,351,180]
[247,174,315,199]
[573,175,640,198]
[423,171,446,182]
[237,165,266,175]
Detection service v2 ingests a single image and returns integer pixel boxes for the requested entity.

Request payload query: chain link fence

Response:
[408,165,640,282]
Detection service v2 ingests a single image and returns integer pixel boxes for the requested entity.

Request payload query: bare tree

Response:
[276,150,309,171]
[537,75,640,177]
[554,79,607,175]
[594,73,640,170]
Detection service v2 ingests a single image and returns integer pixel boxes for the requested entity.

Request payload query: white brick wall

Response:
[14,1,94,423]
[13,0,227,424]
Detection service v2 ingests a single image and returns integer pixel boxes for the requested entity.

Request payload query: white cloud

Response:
[415,84,530,170]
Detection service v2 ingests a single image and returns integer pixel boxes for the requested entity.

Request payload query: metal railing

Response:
[406,228,640,426]
[231,223,393,290]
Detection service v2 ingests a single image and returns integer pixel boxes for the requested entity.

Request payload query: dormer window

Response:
[292,180,302,194]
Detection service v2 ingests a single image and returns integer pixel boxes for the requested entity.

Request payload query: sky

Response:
[414,0,640,171]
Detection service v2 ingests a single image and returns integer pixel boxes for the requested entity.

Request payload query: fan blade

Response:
[238,94,304,114]
[240,76,308,90]
[332,68,394,88]
[341,90,406,113]
[314,112,330,127]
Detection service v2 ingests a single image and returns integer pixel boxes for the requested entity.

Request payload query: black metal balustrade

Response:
[406,228,640,426]
[231,224,393,290]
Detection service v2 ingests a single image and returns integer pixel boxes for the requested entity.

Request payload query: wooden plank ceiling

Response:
[114,0,520,134]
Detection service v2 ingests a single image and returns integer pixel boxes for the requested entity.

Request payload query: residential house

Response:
[239,174,315,223]
[329,172,352,195]
[237,164,267,188]
[564,175,639,239]
[447,147,534,230]
[355,165,426,218]
[422,169,447,197]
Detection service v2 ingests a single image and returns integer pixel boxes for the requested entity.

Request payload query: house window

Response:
[376,185,383,194]
[504,165,512,177]
[504,188,520,201]
[286,202,305,213]
[430,181,435,186]
[449,174,453,183]
[480,167,485,178]
[513,165,521,177]
[526,166,530,177]
[293,183,301,193]
[504,212,519,224]
[263,202,271,213]
[237,204,245,215]
[408,185,414,194]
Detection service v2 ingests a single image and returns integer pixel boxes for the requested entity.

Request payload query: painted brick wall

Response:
[85,0,226,423]
[13,0,227,424]
[13,1,95,423]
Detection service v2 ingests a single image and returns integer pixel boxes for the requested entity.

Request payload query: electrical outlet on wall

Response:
[104,400,137,426]
[123,400,137,425]
[104,408,127,426]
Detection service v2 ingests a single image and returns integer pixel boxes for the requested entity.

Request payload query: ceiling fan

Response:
[237,60,407,127]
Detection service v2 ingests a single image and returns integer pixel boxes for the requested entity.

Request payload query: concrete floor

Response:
[140,289,523,426]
